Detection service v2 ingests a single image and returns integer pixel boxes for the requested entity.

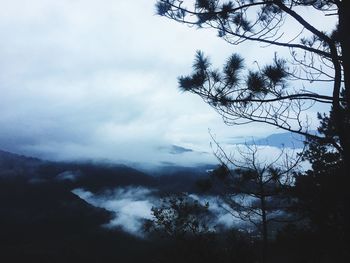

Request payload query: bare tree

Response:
[210,139,303,263]
[155,0,350,164]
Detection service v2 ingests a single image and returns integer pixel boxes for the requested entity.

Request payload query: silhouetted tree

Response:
[144,193,220,263]
[145,193,213,238]
[209,142,301,263]
[145,193,262,263]
[155,0,350,165]
[285,113,350,262]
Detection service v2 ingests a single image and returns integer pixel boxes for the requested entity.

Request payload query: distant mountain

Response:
[0,149,43,177]
[0,149,232,262]
[157,144,194,155]
[0,149,156,192]
[0,150,144,263]
[0,149,214,194]
[243,132,307,149]
[150,164,217,193]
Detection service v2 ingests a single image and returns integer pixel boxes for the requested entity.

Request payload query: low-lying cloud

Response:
[73,187,156,235]
[73,186,246,237]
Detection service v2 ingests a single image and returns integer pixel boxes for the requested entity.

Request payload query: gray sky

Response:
[0,0,334,166]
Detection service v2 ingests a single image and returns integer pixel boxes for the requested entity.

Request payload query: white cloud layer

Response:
[73,187,241,236]
[73,187,156,235]
[0,0,331,165]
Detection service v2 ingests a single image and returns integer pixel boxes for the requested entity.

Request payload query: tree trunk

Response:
[260,195,268,263]
[337,4,350,236]
[338,1,350,166]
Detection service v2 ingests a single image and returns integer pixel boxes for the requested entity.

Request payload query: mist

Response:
[73,186,246,237]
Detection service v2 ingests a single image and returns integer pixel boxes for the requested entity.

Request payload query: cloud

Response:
[188,194,242,229]
[157,145,193,155]
[73,187,156,236]
[0,0,331,165]
[73,186,246,237]
[55,170,82,182]
[0,0,239,165]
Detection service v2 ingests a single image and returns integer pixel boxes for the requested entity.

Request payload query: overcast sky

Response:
[0,0,334,166]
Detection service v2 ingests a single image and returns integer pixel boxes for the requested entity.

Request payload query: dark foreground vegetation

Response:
[151,0,350,262]
[0,146,349,263]
[0,150,145,262]
[2,1,350,258]
[2,0,349,262]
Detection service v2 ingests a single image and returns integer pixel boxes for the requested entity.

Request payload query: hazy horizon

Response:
[0,0,331,165]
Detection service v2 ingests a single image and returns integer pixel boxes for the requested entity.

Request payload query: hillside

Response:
[0,150,219,262]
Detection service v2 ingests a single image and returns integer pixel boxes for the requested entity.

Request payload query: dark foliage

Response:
[145,193,213,238]
[154,2,350,261]
[145,193,260,263]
